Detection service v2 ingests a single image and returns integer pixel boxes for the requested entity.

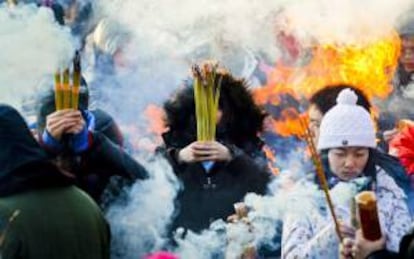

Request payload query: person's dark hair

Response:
[309,85,371,115]
[163,73,267,151]
[50,3,65,25]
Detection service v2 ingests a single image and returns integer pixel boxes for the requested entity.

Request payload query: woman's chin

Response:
[338,172,359,181]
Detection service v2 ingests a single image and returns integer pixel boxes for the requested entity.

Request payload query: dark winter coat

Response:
[161,75,271,233]
[0,104,110,259]
[366,226,414,259]
[0,186,110,259]
[74,109,149,205]
[166,147,270,233]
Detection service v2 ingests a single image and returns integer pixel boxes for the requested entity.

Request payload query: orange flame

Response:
[255,29,401,105]
[144,104,168,136]
[255,29,401,138]
[272,108,308,138]
[263,145,280,175]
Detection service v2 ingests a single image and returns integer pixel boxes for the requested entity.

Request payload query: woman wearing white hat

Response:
[281,89,411,259]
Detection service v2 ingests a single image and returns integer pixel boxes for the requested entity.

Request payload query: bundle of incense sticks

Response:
[54,51,81,111]
[299,118,343,242]
[192,62,223,141]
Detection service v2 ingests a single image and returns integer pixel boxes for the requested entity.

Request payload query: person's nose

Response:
[344,155,356,169]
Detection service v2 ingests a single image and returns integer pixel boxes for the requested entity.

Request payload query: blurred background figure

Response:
[376,12,414,150]
[82,18,133,110]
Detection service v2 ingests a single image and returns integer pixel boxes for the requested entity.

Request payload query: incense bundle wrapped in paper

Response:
[71,51,81,110]
[54,70,63,110]
[62,68,71,109]
[192,62,223,141]
[355,191,382,241]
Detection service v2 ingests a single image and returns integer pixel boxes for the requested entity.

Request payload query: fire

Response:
[272,108,308,138]
[255,29,401,105]
[263,145,280,175]
[118,105,167,153]
[255,28,401,139]
[144,104,168,136]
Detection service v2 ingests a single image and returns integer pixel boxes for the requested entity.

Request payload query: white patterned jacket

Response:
[282,168,412,259]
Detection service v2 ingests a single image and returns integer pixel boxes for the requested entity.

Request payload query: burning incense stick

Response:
[71,51,81,110]
[62,68,71,109]
[299,118,343,242]
[54,70,63,110]
[192,62,223,141]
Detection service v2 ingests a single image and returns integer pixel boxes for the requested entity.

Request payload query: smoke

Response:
[83,0,288,126]
[280,0,413,45]
[85,0,414,139]
[106,155,180,259]
[0,3,74,110]
[76,0,414,257]
[168,171,370,258]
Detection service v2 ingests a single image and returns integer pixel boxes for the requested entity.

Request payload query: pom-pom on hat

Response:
[317,88,376,150]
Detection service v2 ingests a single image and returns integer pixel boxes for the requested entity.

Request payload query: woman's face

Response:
[328,147,370,181]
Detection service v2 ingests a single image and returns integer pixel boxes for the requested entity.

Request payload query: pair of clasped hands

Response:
[177,141,232,163]
[42,109,95,154]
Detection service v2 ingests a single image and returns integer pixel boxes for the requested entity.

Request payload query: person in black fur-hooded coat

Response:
[160,71,271,234]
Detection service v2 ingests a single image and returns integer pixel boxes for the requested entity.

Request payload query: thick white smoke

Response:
[106,155,180,259]
[0,3,74,109]
[87,0,414,258]
[84,0,414,133]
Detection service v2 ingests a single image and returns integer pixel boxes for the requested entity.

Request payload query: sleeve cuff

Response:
[41,130,63,153]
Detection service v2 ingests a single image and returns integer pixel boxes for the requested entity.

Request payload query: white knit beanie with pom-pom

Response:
[317,88,376,150]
